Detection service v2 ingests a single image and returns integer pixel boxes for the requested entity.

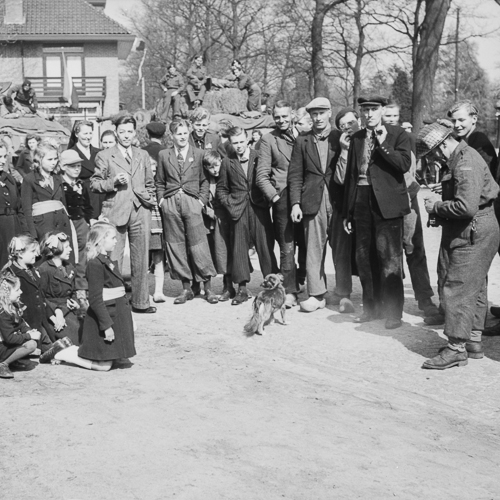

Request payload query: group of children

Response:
[0,131,135,379]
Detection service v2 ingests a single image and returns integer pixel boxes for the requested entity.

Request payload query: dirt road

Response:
[2,190,500,499]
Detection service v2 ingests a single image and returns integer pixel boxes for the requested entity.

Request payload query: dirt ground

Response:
[2,189,500,500]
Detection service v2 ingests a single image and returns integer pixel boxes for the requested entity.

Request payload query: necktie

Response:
[177,152,184,174]
[125,150,132,165]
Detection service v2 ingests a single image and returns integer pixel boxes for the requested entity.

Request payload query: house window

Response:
[43,46,84,88]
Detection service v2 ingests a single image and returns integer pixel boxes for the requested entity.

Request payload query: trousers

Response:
[439,209,499,342]
[111,204,151,310]
[162,192,216,282]
[303,187,331,297]
[403,193,434,302]
[354,186,405,320]
[230,202,278,284]
[273,191,299,294]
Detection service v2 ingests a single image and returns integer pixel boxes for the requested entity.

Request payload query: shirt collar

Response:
[174,145,189,160]
[117,143,132,158]
[238,148,250,163]
[313,125,331,141]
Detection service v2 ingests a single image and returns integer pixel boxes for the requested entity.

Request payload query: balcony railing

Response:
[26,77,106,104]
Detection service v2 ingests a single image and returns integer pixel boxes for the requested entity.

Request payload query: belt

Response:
[31,200,79,264]
[32,200,66,216]
[103,286,126,301]
[0,207,17,216]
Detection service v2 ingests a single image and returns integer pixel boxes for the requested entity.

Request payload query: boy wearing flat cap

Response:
[343,95,411,329]
[288,97,343,312]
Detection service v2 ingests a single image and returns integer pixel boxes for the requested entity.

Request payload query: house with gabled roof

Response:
[0,0,135,119]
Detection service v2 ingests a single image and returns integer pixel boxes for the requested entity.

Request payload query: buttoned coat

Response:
[288,129,342,215]
[20,171,71,240]
[343,124,411,221]
[156,146,209,204]
[216,148,265,222]
[91,145,155,227]
[257,129,295,203]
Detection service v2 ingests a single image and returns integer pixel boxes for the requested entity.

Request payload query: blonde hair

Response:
[447,100,479,118]
[3,235,40,269]
[0,274,24,319]
[86,221,116,260]
[33,140,59,173]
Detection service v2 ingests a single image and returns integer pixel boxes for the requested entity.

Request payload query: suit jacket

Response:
[189,132,226,156]
[288,129,342,215]
[91,145,155,227]
[216,148,265,222]
[464,131,498,182]
[20,171,67,237]
[156,146,209,204]
[343,124,411,220]
[257,129,295,203]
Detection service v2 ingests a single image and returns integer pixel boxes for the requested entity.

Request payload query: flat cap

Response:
[60,149,82,166]
[357,96,388,107]
[416,120,453,159]
[305,97,331,112]
[146,121,166,137]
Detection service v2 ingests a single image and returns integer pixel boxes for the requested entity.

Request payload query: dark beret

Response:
[146,122,166,137]
[357,96,388,107]
[335,107,357,129]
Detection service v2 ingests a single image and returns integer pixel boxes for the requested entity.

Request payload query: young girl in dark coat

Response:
[0,274,38,379]
[0,139,28,269]
[38,232,82,346]
[20,140,73,244]
[2,235,54,353]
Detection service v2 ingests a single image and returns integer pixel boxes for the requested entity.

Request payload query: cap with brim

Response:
[305,97,331,112]
[416,122,453,159]
[357,96,388,107]
[60,149,83,166]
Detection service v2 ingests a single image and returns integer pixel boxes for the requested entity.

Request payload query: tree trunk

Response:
[412,0,451,133]
[311,4,329,98]
[351,0,364,108]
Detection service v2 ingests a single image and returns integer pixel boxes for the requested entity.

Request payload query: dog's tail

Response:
[243,300,264,334]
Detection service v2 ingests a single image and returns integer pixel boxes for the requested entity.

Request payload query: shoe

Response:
[424,314,445,326]
[490,306,500,318]
[10,359,37,371]
[0,362,14,379]
[300,296,326,312]
[173,290,194,305]
[39,337,72,364]
[385,318,402,330]
[466,341,484,359]
[191,282,201,297]
[418,298,441,318]
[422,347,468,370]
[483,321,500,336]
[219,287,236,302]
[153,294,167,303]
[354,311,376,323]
[285,293,298,309]
[131,306,157,313]
[231,290,249,305]
[339,298,355,314]
[204,290,219,304]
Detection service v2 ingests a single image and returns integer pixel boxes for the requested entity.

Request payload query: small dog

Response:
[244,274,287,335]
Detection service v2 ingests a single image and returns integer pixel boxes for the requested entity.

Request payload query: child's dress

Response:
[79,255,136,361]
[0,309,33,362]
[38,260,82,345]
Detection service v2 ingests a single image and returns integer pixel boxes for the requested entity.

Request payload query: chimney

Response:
[4,0,25,24]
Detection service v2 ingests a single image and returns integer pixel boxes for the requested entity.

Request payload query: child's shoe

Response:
[39,337,73,364]
[0,362,14,379]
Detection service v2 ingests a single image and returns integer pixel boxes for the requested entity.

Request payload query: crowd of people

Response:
[0,87,500,378]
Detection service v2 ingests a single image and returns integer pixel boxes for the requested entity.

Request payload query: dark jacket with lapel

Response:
[70,144,101,181]
[216,148,265,222]
[189,132,226,156]
[343,124,411,220]
[156,146,209,204]
[288,129,342,215]
[257,128,296,203]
